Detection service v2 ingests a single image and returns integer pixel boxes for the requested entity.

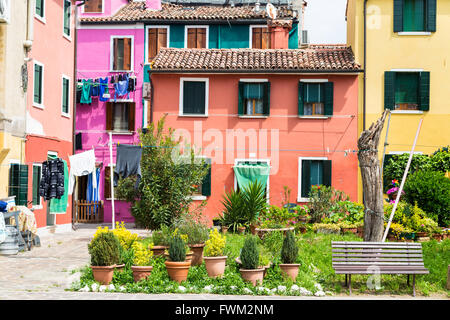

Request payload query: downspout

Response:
[363,0,367,131]
[149,73,154,124]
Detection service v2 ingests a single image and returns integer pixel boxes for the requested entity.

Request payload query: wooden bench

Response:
[332,241,429,296]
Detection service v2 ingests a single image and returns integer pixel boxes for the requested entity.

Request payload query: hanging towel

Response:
[50,160,69,214]
[68,149,97,195]
[39,158,65,200]
[113,144,142,189]
[90,79,99,97]
[0,212,6,244]
[80,79,92,104]
[99,77,110,102]
[114,78,129,102]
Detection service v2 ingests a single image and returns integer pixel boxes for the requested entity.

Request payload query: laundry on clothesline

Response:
[68,149,97,195]
[39,158,65,201]
[114,144,142,190]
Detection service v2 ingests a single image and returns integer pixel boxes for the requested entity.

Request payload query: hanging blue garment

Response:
[90,79,99,97]
[99,77,109,102]
[80,79,92,104]
[114,78,129,102]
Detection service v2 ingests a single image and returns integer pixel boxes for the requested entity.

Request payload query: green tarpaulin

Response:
[233,162,270,190]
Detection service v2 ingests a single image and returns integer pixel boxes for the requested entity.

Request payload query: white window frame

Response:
[110,35,134,72]
[184,25,209,49]
[179,77,209,117]
[189,155,209,201]
[145,25,170,63]
[62,0,72,41]
[61,75,71,118]
[249,25,270,49]
[33,60,45,110]
[35,0,46,24]
[81,0,105,14]
[297,156,328,202]
[233,158,271,202]
[32,163,43,209]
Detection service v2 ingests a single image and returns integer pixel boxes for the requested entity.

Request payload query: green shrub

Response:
[308,185,349,223]
[173,212,209,245]
[168,235,187,262]
[240,236,260,270]
[404,170,450,226]
[430,146,450,172]
[281,231,299,264]
[219,189,246,232]
[151,224,172,246]
[88,232,121,266]
[241,180,268,224]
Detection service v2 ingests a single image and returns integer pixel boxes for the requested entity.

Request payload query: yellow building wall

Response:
[0,132,25,198]
[348,0,450,200]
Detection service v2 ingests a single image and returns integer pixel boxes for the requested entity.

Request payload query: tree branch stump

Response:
[358,110,389,242]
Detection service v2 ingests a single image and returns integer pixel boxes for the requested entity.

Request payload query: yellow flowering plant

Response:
[93,221,140,250]
[131,241,154,266]
[204,228,226,257]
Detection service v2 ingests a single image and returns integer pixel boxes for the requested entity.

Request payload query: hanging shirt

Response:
[114,78,129,102]
[39,158,65,200]
[80,79,92,104]
[113,144,142,189]
[68,149,97,195]
[99,77,110,102]
[49,160,69,214]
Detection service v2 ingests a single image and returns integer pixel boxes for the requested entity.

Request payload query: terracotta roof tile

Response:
[150,47,362,72]
[80,2,295,23]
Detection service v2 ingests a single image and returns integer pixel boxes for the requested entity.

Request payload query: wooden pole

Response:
[109,132,115,230]
[382,119,423,242]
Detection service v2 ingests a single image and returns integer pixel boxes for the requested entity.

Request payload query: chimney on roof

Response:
[143,0,161,10]
[268,19,292,49]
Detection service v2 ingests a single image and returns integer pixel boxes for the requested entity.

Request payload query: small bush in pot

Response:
[239,236,264,286]
[203,228,227,278]
[151,225,171,256]
[279,231,300,281]
[131,241,154,282]
[165,235,191,283]
[88,231,121,285]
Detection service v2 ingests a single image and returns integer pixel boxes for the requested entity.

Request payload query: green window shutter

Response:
[238,81,244,115]
[18,165,28,206]
[32,166,41,205]
[62,78,69,114]
[394,0,404,32]
[324,82,334,116]
[201,158,212,197]
[36,0,44,18]
[64,0,71,37]
[301,160,311,198]
[183,81,206,114]
[322,160,332,187]
[8,164,19,198]
[427,0,436,32]
[263,82,270,116]
[419,71,430,111]
[298,82,305,116]
[34,64,42,104]
[384,71,396,110]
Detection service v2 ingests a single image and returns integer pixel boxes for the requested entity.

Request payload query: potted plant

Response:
[221,225,229,234]
[131,241,154,282]
[151,225,171,256]
[312,223,341,234]
[237,223,246,234]
[203,228,227,278]
[239,236,264,286]
[88,232,121,285]
[339,221,359,234]
[279,231,300,281]
[165,234,191,283]
[386,179,405,203]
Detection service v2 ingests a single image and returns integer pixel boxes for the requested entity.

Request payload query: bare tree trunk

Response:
[358,110,388,242]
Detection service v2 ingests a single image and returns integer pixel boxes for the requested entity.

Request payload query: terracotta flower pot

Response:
[238,226,246,234]
[416,232,428,238]
[341,227,358,234]
[114,264,125,272]
[152,245,168,257]
[91,265,115,285]
[203,256,227,278]
[131,265,153,282]
[188,244,205,266]
[221,226,228,234]
[432,234,442,241]
[240,268,265,286]
[279,263,300,281]
[165,260,191,283]
[250,224,257,235]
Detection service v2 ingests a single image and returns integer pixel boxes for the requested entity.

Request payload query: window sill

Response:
[298,116,330,119]
[297,197,310,203]
[63,34,72,42]
[35,15,46,24]
[190,195,207,201]
[110,70,134,73]
[390,110,424,115]
[110,131,134,135]
[32,205,43,210]
[61,113,71,119]
[397,32,431,36]
[238,115,269,119]
[33,103,45,110]
[178,114,208,118]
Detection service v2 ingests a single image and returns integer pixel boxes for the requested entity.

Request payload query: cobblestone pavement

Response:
[0,224,448,300]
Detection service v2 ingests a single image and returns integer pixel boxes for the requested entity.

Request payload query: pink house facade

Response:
[76,0,159,223]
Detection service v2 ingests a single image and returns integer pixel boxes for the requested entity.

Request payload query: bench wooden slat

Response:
[332,254,423,258]
[332,244,422,249]
[333,258,424,262]
[332,241,421,245]
[332,249,423,254]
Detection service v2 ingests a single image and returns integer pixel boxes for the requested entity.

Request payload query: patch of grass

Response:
[72,231,450,296]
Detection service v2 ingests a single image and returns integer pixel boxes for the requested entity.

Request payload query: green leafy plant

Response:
[168,235,187,262]
[241,180,268,225]
[280,231,299,264]
[88,232,121,266]
[151,224,172,246]
[403,170,450,226]
[430,146,450,173]
[173,212,209,245]
[132,241,154,266]
[219,189,247,232]
[308,185,349,223]
[258,205,297,229]
[204,228,227,257]
[240,236,260,270]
